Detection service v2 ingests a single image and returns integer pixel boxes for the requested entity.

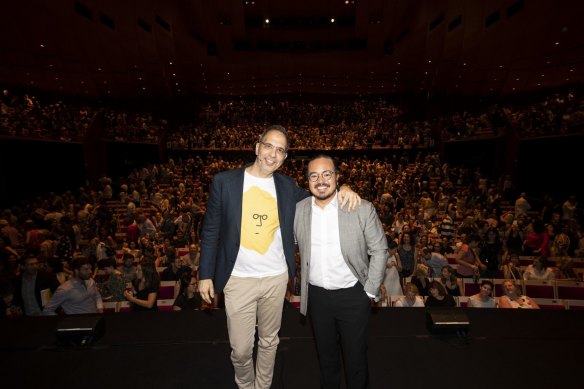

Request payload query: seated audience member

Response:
[554,256,578,280]
[95,258,126,302]
[467,280,496,308]
[501,253,523,280]
[123,260,159,311]
[393,283,425,307]
[522,256,555,281]
[12,256,59,316]
[440,265,462,296]
[173,266,201,311]
[382,240,403,296]
[411,263,431,296]
[43,257,103,315]
[425,280,457,307]
[119,253,136,283]
[420,246,448,278]
[0,279,20,317]
[181,243,200,270]
[160,248,183,281]
[574,234,584,258]
[498,279,540,309]
[523,218,550,257]
[1,237,21,267]
[46,257,70,285]
[550,224,571,257]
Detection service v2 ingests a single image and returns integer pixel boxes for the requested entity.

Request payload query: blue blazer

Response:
[199,167,308,294]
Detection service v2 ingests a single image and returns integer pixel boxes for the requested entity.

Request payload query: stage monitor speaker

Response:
[426,308,470,334]
[56,314,105,347]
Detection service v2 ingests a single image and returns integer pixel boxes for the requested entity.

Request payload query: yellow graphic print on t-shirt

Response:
[241,186,279,254]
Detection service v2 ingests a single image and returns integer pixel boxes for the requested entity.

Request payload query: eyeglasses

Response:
[307,170,336,182]
[259,141,287,156]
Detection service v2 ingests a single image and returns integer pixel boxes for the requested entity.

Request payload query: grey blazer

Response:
[294,196,388,315]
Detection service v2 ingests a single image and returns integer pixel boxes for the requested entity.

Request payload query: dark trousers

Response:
[308,282,371,389]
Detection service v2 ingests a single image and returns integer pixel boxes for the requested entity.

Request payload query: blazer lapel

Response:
[232,168,245,235]
[337,204,350,259]
[274,174,286,227]
[301,200,312,267]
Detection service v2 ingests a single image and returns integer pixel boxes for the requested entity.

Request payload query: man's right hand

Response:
[199,279,215,304]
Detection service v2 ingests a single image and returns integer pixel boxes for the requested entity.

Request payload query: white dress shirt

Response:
[308,193,358,290]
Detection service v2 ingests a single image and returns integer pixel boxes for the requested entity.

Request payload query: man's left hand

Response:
[338,185,361,212]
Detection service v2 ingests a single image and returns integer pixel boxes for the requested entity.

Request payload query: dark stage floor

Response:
[2,306,584,389]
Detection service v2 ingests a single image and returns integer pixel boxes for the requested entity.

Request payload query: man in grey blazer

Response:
[294,154,387,389]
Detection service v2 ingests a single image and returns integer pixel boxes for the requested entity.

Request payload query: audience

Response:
[425,280,457,307]
[393,283,425,307]
[0,90,583,318]
[498,279,540,309]
[522,256,555,281]
[173,266,201,311]
[123,260,159,311]
[467,280,496,308]
[43,256,103,315]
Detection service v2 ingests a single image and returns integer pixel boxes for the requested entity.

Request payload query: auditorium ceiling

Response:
[0,0,582,99]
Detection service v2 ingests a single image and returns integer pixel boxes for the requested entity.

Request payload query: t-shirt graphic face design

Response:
[241,185,279,254]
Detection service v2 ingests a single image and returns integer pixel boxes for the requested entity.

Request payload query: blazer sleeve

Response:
[362,202,389,296]
[198,174,224,280]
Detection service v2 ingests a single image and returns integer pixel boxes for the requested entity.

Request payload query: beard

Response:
[312,183,336,201]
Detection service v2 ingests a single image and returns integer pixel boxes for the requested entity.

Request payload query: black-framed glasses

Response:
[259,141,287,156]
[308,170,336,182]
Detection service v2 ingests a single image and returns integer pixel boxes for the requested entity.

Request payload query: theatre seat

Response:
[288,295,300,309]
[523,280,556,299]
[492,279,512,297]
[556,280,584,300]
[118,301,132,313]
[531,298,566,310]
[157,299,175,311]
[177,247,189,257]
[462,278,483,296]
[159,281,177,299]
[103,301,118,313]
[565,299,584,310]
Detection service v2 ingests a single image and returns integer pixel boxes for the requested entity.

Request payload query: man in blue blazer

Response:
[294,154,387,389]
[199,126,359,389]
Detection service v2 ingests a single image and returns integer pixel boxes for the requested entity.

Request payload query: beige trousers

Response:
[223,271,289,389]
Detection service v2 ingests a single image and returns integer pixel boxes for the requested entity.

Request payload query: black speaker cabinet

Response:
[426,308,470,334]
[56,314,105,346]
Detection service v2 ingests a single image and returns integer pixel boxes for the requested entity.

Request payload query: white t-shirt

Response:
[468,294,496,308]
[231,172,287,278]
